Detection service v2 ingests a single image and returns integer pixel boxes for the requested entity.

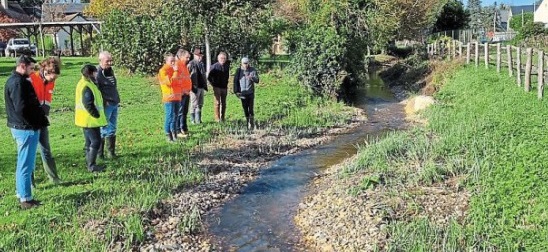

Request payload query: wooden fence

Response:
[427,41,548,99]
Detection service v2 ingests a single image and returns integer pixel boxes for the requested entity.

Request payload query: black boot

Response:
[106,136,118,159]
[86,147,105,172]
[166,133,175,142]
[97,138,105,159]
[249,116,255,130]
[195,110,202,124]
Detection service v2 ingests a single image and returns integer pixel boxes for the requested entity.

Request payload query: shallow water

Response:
[205,70,406,251]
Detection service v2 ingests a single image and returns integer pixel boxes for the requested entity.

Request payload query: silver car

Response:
[4,38,37,57]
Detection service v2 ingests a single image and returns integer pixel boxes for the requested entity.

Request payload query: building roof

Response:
[42,3,89,22]
[0,1,33,22]
[42,3,89,15]
[510,5,539,15]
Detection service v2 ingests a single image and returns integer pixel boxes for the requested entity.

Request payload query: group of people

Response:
[4,52,120,209]
[4,48,259,209]
[159,48,259,142]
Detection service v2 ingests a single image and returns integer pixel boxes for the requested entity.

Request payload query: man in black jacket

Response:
[188,48,208,124]
[4,55,49,209]
[208,52,230,122]
[96,51,120,159]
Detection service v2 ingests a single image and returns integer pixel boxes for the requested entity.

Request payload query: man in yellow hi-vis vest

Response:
[75,65,107,172]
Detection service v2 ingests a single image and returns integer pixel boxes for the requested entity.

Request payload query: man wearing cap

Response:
[233,57,259,130]
[188,48,208,124]
[4,55,49,209]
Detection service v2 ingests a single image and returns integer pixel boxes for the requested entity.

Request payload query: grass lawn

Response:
[344,64,548,250]
[0,57,353,250]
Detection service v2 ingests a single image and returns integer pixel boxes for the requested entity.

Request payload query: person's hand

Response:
[235,92,242,97]
[173,65,178,71]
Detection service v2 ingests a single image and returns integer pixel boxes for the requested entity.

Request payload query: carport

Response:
[0,20,102,57]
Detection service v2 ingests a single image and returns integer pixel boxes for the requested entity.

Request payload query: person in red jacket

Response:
[30,57,62,185]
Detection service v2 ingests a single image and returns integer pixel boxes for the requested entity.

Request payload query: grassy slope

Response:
[345,65,548,251]
[0,57,353,250]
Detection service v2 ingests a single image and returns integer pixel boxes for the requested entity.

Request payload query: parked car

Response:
[0,41,6,57]
[4,38,37,57]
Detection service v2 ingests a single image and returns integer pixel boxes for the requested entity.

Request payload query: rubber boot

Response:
[106,136,118,159]
[86,147,105,172]
[249,116,255,130]
[97,138,105,159]
[42,156,61,184]
[195,110,202,124]
[166,133,175,142]
[246,116,251,130]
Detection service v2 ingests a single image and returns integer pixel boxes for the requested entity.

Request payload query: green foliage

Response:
[434,0,470,32]
[100,9,179,74]
[290,24,346,97]
[288,0,371,97]
[466,0,483,29]
[99,1,277,75]
[509,13,534,32]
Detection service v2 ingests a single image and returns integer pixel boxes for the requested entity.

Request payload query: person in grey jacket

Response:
[96,51,120,159]
[233,57,259,130]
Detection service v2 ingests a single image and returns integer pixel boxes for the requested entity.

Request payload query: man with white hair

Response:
[96,51,121,158]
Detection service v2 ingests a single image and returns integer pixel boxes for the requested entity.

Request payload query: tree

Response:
[98,0,276,74]
[510,13,535,32]
[434,0,469,32]
[467,0,482,30]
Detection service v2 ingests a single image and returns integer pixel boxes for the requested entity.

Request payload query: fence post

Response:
[484,43,489,69]
[517,47,522,86]
[525,48,532,92]
[538,51,545,99]
[467,43,471,64]
[507,45,513,77]
[453,40,457,59]
[475,42,479,67]
[458,42,463,57]
[496,43,501,73]
[447,41,451,60]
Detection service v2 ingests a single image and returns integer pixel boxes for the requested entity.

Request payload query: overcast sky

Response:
[481,0,540,6]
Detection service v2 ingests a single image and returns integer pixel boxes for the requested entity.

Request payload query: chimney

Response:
[1,0,7,10]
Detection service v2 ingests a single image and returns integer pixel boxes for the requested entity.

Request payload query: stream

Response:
[205,70,407,251]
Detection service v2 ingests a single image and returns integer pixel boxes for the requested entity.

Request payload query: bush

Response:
[290,24,346,98]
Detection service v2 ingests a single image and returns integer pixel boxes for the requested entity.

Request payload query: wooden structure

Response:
[0,21,102,56]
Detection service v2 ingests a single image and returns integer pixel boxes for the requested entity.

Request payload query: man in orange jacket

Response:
[159,54,183,142]
[175,49,192,138]
[30,57,62,185]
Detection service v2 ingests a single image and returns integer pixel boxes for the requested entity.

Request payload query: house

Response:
[534,0,548,26]
[42,3,91,51]
[499,9,510,31]
[508,5,539,30]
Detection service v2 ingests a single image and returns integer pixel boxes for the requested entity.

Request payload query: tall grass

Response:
[345,65,548,250]
[0,58,353,250]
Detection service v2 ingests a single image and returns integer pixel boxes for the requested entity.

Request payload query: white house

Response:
[534,0,548,26]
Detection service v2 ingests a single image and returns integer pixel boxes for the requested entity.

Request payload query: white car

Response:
[4,38,37,57]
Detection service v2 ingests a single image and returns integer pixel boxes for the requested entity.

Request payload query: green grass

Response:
[345,65,548,250]
[0,57,353,250]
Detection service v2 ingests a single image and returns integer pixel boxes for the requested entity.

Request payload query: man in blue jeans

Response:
[4,55,49,209]
[96,51,120,159]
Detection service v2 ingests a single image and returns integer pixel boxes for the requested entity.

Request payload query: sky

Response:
[481,0,541,6]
